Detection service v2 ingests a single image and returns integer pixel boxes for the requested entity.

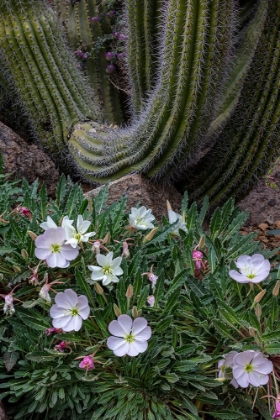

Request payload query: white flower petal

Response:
[116,315,132,334]
[50,304,68,318]
[65,238,79,248]
[79,220,91,234]
[88,266,104,280]
[228,270,250,283]
[108,320,127,337]
[46,253,68,268]
[134,326,152,341]
[126,342,141,356]
[107,337,129,356]
[131,317,148,335]
[52,315,72,329]
[235,255,251,269]
[55,289,78,307]
[111,257,122,269]
[62,315,82,332]
[60,244,79,260]
[96,253,108,266]
[235,373,249,388]
[35,234,52,249]
[35,248,52,260]
[43,227,66,244]
[131,339,148,354]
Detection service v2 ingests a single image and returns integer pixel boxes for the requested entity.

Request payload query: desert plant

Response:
[0,0,280,205]
[0,174,280,419]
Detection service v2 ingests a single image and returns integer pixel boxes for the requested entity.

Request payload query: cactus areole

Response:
[0,0,279,206]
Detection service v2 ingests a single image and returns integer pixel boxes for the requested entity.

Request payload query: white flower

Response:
[168,210,188,236]
[35,227,79,268]
[107,314,152,356]
[64,215,95,248]
[50,289,90,332]
[229,254,270,284]
[39,285,51,303]
[3,295,15,315]
[88,252,123,286]
[218,351,239,388]
[129,206,155,230]
[40,215,73,231]
[232,350,273,388]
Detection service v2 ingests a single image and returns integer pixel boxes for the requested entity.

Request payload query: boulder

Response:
[84,174,183,221]
[0,121,60,196]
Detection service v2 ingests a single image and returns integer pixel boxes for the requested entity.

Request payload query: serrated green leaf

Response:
[165,372,179,383]
[186,202,197,230]
[75,267,95,307]
[154,316,173,332]
[39,183,47,220]
[207,410,244,419]
[56,174,67,206]
[166,269,188,296]
[264,342,280,354]
[137,285,150,310]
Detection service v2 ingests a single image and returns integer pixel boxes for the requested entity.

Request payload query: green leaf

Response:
[186,202,197,230]
[154,271,165,305]
[75,267,95,307]
[207,410,244,419]
[9,218,24,241]
[154,316,173,332]
[0,247,14,256]
[209,208,221,238]
[137,285,150,310]
[165,372,179,383]
[93,184,109,215]
[166,269,188,296]
[13,306,50,331]
[264,342,280,354]
[162,288,180,314]
[197,196,209,224]
[212,320,236,340]
[208,246,217,273]
[262,329,280,341]
[56,174,67,206]
[25,351,66,363]
[39,183,47,220]
[181,191,188,214]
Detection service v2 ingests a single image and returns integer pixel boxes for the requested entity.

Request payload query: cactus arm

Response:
[186,0,280,204]
[209,0,268,135]
[0,0,99,155]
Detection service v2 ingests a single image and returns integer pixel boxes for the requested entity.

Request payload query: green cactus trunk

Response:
[0,0,279,207]
[0,0,100,155]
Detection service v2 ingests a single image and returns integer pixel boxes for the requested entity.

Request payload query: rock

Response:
[237,160,280,226]
[0,121,60,196]
[0,401,9,420]
[84,174,183,221]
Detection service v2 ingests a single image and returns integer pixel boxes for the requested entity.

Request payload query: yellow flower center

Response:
[74,233,82,241]
[103,265,112,275]
[125,333,135,343]
[244,363,254,372]
[70,307,79,317]
[51,243,61,253]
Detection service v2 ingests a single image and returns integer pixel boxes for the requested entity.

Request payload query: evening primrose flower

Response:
[232,350,273,388]
[50,289,90,332]
[218,351,238,388]
[129,206,155,230]
[168,210,187,236]
[35,228,79,268]
[3,295,15,315]
[40,215,73,231]
[88,252,123,285]
[229,254,270,284]
[64,215,95,248]
[107,314,152,356]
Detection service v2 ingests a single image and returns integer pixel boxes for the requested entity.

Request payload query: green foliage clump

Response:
[0,174,280,419]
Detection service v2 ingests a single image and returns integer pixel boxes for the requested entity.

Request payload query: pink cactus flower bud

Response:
[45,327,62,335]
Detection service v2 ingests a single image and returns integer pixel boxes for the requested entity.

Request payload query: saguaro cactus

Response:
[0,0,279,206]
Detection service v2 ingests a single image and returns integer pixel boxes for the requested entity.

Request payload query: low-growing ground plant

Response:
[0,171,280,420]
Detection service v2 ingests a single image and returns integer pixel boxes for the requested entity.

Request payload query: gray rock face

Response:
[84,174,183,222]
[0,121,59,196]
[237,161,280,226]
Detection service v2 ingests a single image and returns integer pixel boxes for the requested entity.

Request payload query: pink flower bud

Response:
[79,355,95,370]
[18,207,32,218]
[192,250,203,269]
[147,295,155,307]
